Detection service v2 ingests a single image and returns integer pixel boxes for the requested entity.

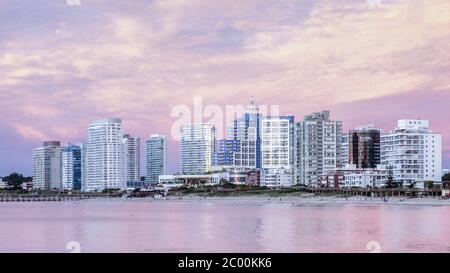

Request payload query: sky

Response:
[0,0,449,176]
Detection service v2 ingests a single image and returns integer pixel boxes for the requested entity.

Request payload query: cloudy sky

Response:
[0,0,449,176]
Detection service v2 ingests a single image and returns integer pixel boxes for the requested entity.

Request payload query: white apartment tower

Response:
[260,115,295,187]
[342,133,349,166]
[180,123,215,175]
[381,119,442,187]
[85,118,125,192]
[32,141,62,190]
[295,111,343,187]
[122,134,140,184]
[145,134,167,185]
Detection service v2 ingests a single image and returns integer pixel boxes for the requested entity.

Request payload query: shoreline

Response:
[127,194,450,207]
[3,193,449,207]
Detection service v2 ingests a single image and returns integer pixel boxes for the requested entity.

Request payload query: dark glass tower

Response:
[349,125,381,169]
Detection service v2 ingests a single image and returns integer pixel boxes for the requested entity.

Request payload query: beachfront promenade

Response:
[0,186,446,202]
[0,192,122,202]
[306,187,444,198]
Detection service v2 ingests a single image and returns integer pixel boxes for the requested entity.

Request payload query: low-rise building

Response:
[321,165,388,188]
[442,182,450,197]
[211,167,261,186]
[158,172,230,188]
[0,177,7,189]
[246,170,260,186]
[22,181,33,191]
[126,181,147,190]
[227,169,247,185]
[261,168,294,188]
[321,172,345,188]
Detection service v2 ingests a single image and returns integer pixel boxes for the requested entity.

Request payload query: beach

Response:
[147,194,450,206]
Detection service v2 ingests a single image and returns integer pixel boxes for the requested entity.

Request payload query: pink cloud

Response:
[12,124,48,141]
[0,0,450,175]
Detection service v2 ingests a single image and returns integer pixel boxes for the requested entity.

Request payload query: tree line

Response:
[1,173,32,190]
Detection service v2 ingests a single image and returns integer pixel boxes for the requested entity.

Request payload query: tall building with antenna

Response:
[223,97,261,170]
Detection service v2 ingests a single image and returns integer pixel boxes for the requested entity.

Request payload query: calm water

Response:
[0,200,449,253]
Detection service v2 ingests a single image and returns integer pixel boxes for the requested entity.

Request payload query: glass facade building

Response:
[145,134,167,185]
[349,125,381,169]
[61,143,82,191]
[122,134,140,184]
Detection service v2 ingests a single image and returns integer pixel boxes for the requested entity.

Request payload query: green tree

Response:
[385,165,398,188]
[102,188,122,194]
[220,180,236,189]
[219,178,230,186]
[443,173,450,181]
[3,173,32,190]
[424,181,434,189]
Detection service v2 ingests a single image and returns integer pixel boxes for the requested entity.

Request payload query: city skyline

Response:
[1,0,450,176]
[25,114,443,191]
[2,99,450,177]
[13,108,446,178]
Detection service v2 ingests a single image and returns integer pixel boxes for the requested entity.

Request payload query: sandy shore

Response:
[144,194,450,207]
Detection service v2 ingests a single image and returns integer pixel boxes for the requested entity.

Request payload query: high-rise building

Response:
[145,134,167,185]
[227,97,261,170]
[32,141,62,190]
[381,119,442,187]
[342,133,349,166]
[80,142,87,191]
[260,115,295,187]
[61,143,82,191]
[213,98,261,174]
[349,125,381,169]
[85,118,125,192]
[122,134,140,184]
[212,139,241,167]
[180,123,215,175]
[294,111,343,187]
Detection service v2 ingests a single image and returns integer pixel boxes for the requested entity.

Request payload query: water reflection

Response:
[0,201,449,253]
